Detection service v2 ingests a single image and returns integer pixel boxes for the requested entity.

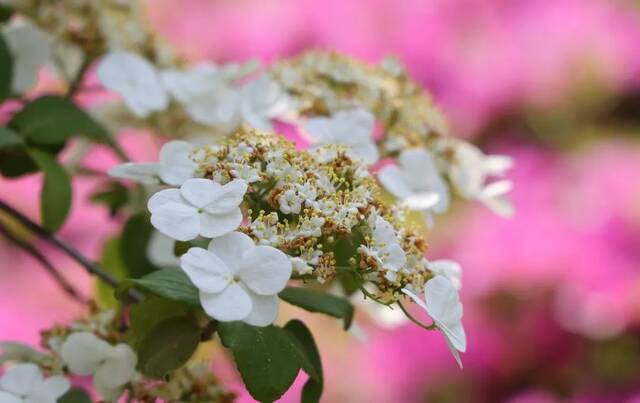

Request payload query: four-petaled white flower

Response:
[278,189,304,215]
[304,109,379,165]
[0,363,69,403]
[180,231,292,326]
[402,275,467,367]
[108,140,197,186]
[2,21,52,94]
[378,148,449,225]
[60,332,137,401]
[148,178,247,241]
[238,74,292,131]
[360,214,406,280]
[446,140,514,217]
[97,51,169,118]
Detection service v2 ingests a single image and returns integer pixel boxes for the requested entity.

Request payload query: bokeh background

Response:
[2,0,640,402]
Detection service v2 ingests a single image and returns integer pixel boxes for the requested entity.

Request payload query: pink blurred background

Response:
[2,0,640,402]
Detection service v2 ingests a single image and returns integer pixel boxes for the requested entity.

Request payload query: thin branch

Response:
[0,222,87,304]
[396,300,436,331]
[0,199,120,288]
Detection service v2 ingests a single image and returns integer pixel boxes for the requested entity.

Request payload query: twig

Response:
[0,222,87,304]
[396,300,436,331]
[0,199,120,288]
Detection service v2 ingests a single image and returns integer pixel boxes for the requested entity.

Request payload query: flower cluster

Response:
[111,129,467,363]
[0,310,233,402]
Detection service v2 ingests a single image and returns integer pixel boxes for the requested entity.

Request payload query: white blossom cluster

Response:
[110,130,467,364]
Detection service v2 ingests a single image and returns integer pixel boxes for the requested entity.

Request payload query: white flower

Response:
[230,162,261,183]
[108,140,197,186]
[361,214,406,280]
[147,230,179,268]
[97,51,169,118]
[304,109,379,164]
[446,140,514,216]
[148,178,247,241]
[378,149,449,218]
[428,260,462,290]
[290,257,314,275]
[402,275,466,367]
[2,21,52,94]
[238,74,291,130]
[161,63,240,127]
[0,363,69,403]
[180,231,292,326]
[278,189,304,215]
[60,332,137,401]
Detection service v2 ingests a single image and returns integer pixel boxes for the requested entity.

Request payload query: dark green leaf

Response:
[284,320,324,403]
[338,269,364,296]
[89,181,129,216]
[126,296,191,350]
[0,5,13,24]
[121,213,157,278]
[137,314,201,379]
[218,322,302,403]
[0,33,12,102]
[8,95,113,146]
[96,236,127,309]
[0,127,23,148]
[28,149,71,232]
[58,387,92,403]
[121,268,199,307]
[279,287,354,330]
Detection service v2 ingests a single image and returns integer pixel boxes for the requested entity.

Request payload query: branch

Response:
[0,199,120,288]
[0,222,87,304]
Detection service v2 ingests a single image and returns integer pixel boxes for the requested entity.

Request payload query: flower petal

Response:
[351,140,379,164]
[108,162,160,184]
[31,376,70,400]
[377,165,412,199]
[199,283,252,321]
[402,192,440,210]
[338,109,375,141]
[238,246,292,295]
[384,243,406,272]
[180,178,221,208]
[204,179,248,214]
[207,232,255,273]
[401,287,429,312]
[147,188,184,212]
[429,260,462,290]
[304,116,335,143]
[424,276,466,352]
[149,203,200,241]
[158,141,197,186]
[242,291,279,327]
[180,247,231,293]
[0,363,42,395]
[199,208,243,238]
[60,332,112,376]
[94,344,137,390]
[0,391,22,403]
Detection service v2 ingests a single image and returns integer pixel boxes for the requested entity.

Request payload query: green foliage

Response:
[279,287,354,330]
[0,127,22,148]
[28,149,71,233]
[126,296,191,350]
[120,268,200,307]
[96,236,128,308]
[58,388,92,403]
[8,95,113,147]
[89,181,129,217]
[218,322,302,403]
[121,213,158,278]
[0,33,12,102]
[284,320,324,403]
[136,314,201,379]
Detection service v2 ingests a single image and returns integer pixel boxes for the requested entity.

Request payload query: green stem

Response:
[397,300,437,331]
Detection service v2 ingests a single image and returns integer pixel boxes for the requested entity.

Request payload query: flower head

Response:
[0,363,69,403]
[402,275,466,367]
[148,178,247,241]
[180,232,292,326]
[97,51,169,117]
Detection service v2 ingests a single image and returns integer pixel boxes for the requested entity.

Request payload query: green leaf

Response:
[89,181,129,217]
[58,388,92,403]
[284,320,324,403]
[279,287,354,330]
[137,314,201,379]
[126,296,191,350]
[121,213,157,278]
[28,149,72,232]
[0,127,23,148]
[96,236,127,308]
[218,322,302,403]
[8,95,114,146]
[121,268,200,307]
[0,33,12,102]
